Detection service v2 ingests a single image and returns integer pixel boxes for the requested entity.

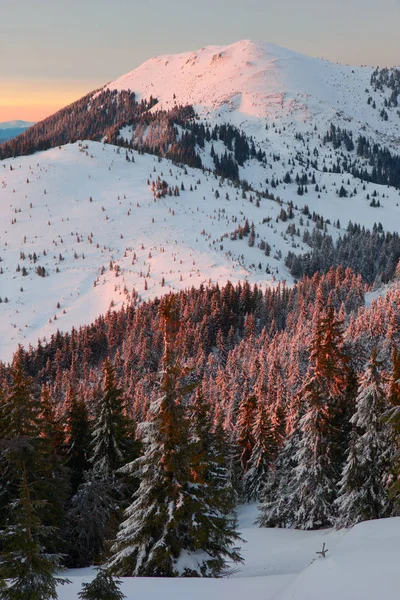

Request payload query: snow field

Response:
[2,137,400,363]
[56,504,400,600]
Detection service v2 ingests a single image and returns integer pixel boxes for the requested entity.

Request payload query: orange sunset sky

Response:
[0,79,104,123]
[2,0,399,125]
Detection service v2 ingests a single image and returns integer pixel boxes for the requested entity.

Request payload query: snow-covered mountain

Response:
[0,120,35,130]
[1,40,400,361]
[106,39,400,144]
[0,120,34,142]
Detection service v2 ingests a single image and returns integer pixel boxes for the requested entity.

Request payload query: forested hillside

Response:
[1,38,400,597]
[0,268,399,586]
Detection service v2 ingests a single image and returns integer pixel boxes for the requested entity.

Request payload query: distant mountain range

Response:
[0,120,35,142]
[0,120,35,129]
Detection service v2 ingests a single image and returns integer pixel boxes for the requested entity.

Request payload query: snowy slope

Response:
[274,516,400,600]
[0,141,295,362]
[106,39,400,144]
[1,138,400,363]
[56,504,399,600]
[2,41,400,361]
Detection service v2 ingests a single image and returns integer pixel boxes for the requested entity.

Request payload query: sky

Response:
[1,0,400,122]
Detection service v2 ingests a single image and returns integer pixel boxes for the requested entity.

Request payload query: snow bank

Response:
[56,505,400,600]
[275,517,400,600]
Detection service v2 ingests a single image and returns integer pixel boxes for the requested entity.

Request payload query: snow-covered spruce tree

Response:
[387,346,400,507]
[64,382,91,492]
[189,388,238,528]
[90,359,137,477]
[336,349,393,527]
[107,295,242,577]
[244,402,277,502]
[287,305,348,529]
[78,568,125,600]
[258,412,303,528]
[0,451,69,600]
[65,471,119,567]
[66,360,138,567]
[0,347,68,599]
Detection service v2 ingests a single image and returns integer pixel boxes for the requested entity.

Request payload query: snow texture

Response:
[56,503,400,599]
[2,40,400,362]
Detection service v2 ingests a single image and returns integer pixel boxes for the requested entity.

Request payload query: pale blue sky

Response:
[1,0,399,120]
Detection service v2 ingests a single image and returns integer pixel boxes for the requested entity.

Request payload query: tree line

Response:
[0,269,399,596]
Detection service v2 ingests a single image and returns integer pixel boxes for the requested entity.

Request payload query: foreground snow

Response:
[275,516,400,600]
[56,504,399,599]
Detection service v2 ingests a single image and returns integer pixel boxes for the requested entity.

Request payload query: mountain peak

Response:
[104,38,369,124]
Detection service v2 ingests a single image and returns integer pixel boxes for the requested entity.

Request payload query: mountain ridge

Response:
[104,38,399,144]
[1,40,400,358]
[0,120,35,129]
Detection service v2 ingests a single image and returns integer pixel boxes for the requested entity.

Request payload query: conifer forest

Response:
[1,33,400,600]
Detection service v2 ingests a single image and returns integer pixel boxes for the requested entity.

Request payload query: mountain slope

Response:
[0,141,292,361]
[1,138,400,362]
[106,39,400,142]
[1,41,400,360]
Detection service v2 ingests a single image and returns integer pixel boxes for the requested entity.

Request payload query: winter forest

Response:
[1,266,400,596]
[1,38,400,599]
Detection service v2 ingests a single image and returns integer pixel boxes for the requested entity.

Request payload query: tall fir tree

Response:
[65,360,137,567]
[272,305,347,529]
[65,472,119,568]
[336,349,393,527]
[0,347,68,599]
[90,359,136,476]
[387,346,400,507]
[107,296,242,577]
[243,402,276,501]
[258,411,303,528]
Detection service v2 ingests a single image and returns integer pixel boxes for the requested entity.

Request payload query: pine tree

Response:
[107,296,242,577]
[78,568,125,600]
[336,349,393,527]
[90,359,136,476]
[0,347,68,599]
[387,347,400,506]
[243,402,276,501]
[258,412,303,528]
[189,387,238,522]
[65,472,119,567]
[283,306,347,529]
[291,376,339,529]
[0,452,69,600]
[66,360,137,567]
